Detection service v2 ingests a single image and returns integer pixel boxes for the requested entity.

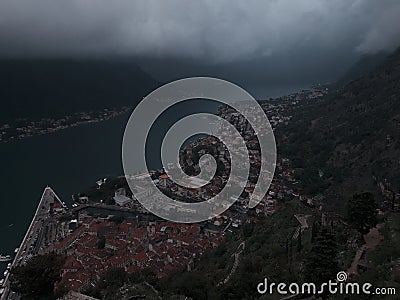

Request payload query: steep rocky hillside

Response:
[278,48,400,209]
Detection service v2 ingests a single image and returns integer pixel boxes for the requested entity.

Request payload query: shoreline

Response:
[0,107,131,144]
[0,187,65,300]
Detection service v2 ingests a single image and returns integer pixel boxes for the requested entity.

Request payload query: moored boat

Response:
[0,255,12,262]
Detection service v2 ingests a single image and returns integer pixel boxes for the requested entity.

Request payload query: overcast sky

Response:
[1,0,400,94]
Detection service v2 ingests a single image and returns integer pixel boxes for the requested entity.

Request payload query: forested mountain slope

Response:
[0,59,160,122]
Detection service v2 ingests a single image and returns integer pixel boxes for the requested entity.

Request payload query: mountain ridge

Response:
[0,59,160,122]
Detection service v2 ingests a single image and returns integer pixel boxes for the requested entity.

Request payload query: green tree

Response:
[96,235,106,249]
[98,267,127,289]
[109,215,125,224]
[297,226,302,253]
[9,254,65,299]
[304,227,338,285]
[242,222,255,238]
[97,267,128,299]
[348,192,378,234]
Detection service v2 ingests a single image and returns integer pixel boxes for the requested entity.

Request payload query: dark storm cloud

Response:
[0,0,399,61]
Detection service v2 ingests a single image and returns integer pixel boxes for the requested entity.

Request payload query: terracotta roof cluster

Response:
[55,217,223,291]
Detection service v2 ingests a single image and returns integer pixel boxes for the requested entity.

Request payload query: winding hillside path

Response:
[348,224,384,275]
[217,241,245,286]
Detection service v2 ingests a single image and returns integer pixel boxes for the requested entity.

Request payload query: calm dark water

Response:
[0,99,221,274]
[0,114,128,270]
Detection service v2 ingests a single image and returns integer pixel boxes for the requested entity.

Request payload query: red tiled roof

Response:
[133,251,148,262]
[63,256,82,271]
[55,226,85,250]
[126,265,141,273]
[132,228,147,239]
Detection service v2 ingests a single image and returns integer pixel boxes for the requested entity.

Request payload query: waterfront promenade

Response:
[0,186,65,300]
